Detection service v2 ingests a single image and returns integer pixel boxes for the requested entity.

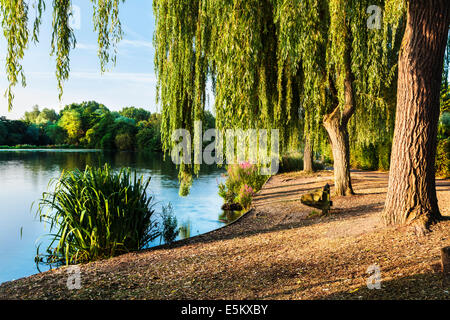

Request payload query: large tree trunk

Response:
[303,133,314,172]
[383,0,449,231]
[323,103,354,196]
[323,30,355,196]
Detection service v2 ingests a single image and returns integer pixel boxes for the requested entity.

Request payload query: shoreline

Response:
[0,170,449,300]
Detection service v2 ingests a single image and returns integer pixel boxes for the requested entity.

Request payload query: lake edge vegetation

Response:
[35,164,161,267]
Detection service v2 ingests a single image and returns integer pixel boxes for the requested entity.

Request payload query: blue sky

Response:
[0,1,158,119]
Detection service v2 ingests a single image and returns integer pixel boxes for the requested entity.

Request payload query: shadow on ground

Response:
[323,272,450,300]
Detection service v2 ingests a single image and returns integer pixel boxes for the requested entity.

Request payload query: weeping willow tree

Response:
[382,0,450,231]
[2,1,448,229]
[153,0,401,196]
[154,0,302,193]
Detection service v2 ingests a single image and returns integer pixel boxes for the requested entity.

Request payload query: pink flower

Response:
[241,184,254,196]
[239,161,252,170]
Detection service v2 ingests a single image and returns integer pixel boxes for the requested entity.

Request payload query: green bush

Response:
[436,138,450,178]
[218,162,268,209]
[438,112,450,139]
[351,143,378,170]
[350,140,391,171]
[115,132,136,151]
[279,152,303,173]
[377,141,392,171]
[100,132,115,150]
[35,165,159,266]
[136,127,161,151]
[160,203,179,244]
[278,152,326,173]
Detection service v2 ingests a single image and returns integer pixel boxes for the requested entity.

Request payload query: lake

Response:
[0,150,228,284]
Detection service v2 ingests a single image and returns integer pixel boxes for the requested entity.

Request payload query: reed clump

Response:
[35,164,159,266]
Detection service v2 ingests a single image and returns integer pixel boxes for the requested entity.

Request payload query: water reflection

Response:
[179,220,192,240]
[0,150,230,284]
[218,210,245,224]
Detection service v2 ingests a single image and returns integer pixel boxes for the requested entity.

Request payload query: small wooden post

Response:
[441,246,450,275]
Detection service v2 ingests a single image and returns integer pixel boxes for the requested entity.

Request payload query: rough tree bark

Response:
[303,133,314,172]
[323,101,355,196]
[383,0,450,231]
[323,30,355,196]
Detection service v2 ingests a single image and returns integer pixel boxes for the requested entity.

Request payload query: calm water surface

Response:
[0,150,228,284]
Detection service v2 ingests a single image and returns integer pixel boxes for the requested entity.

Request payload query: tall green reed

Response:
[35,164,159,267]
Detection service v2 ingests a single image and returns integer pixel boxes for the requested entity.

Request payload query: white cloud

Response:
[120,39,153,49]
[75,43,97,51]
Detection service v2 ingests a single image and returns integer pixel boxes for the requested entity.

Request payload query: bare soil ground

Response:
[1,170,449,300]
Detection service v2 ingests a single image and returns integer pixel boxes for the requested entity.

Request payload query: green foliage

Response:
[152,0,403,184]
[218,162,267,209]
[159,203,179,245]
[278,151,326,173]
[36,108,59,124]
[0,120,6,145]
[178,170,193,197]
[120,107,151,123]
[436,138,450,179]
[136,127,161,152]
[0,0,34,110]
[91,0,125,72]
[35,164,159,266]
[437,111,450,178]
[24,105,41,124]
[0,0,126,108]
[279,152,304,173]
[0,2,410,190]
[377,140,392,171]
[350,139,392,171]
[237,184,254,210]
[115,116,136,126]
[100,132,115,150]
[45,124,67,145]
[442,87,450,114]
[25,124,40,144]
[439,112,450,139]
[0,117,33,146]
[115,132,135,151]
[51,0,76,99]
[351,143,378,170]
[58,109,83,144]
[0,104,168,152]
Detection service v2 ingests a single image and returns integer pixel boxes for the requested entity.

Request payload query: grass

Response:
[35,164,160,267]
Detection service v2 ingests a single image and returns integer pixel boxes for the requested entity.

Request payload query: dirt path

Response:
[1,171,449,300]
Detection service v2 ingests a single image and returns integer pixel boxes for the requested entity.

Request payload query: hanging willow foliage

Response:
[0,0,124,110]
[348,0,405,148]
[154,0,303,158]
[51,0,76,100]
[152,0,406,188]
[274,0,327,151]
[91,0,124,72]
[1,0,31,111]
[1,0,407,184]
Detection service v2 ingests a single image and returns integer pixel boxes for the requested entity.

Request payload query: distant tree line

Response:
[0,101,216,152]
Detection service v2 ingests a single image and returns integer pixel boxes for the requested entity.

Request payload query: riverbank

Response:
[1,170,449,300]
